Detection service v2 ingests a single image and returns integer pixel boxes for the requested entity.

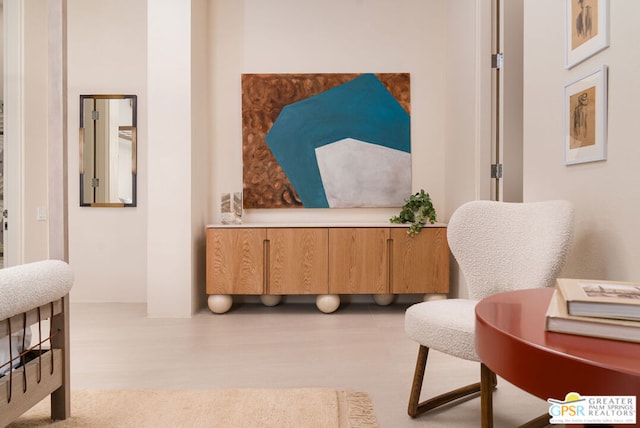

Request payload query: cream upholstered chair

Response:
[404,200,574,425]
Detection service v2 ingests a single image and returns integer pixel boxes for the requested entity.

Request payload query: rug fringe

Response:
[345,391,379,428]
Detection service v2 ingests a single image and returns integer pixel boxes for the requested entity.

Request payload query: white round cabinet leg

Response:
[373,294,395,306]
[316,294,340,314]
[260,294,283,307]
[423,293,447,302]
[208,294,233,314]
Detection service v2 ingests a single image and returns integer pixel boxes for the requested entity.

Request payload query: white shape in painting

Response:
[315,138,411,208]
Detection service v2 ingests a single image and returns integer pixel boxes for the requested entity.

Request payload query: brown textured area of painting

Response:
[242,73,410,209]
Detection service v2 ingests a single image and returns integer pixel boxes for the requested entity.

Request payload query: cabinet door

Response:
[329,228,389,294]
[267,228,328,294]
[206,228,266,295]
[389,227,450,294]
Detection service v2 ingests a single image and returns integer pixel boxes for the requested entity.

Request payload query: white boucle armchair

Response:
[404,200,574,424]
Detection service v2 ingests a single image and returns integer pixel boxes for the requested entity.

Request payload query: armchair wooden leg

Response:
[408,345,428,417]
[408,345,482,418]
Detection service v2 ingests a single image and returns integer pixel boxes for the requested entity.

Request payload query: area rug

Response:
[8,388,378,427]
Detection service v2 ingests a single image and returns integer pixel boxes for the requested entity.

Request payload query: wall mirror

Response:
[80,94,137,207]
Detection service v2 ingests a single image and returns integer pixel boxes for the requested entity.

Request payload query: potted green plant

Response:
[390,189,437,235]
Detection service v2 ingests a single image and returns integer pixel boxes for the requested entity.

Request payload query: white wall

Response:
[59,0,486,310]
[67,0,148,302]
[444,0,492,216]
[147,0,204,317]
[66,0,209,315]
[210,0,448,226]
[38,0,640,310]
[443,0,492,298]
[64,0,486,310]
[23,0,48,263]
[3,0,50,265]
[523,1,640,281]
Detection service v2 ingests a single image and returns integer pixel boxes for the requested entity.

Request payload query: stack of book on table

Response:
[545,278,640,343]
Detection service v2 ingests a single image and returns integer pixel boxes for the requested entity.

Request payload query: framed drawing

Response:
[563,65,608,165]
[565,0,610,68]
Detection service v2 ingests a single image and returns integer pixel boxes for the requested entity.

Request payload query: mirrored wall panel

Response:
[80,95,137,207]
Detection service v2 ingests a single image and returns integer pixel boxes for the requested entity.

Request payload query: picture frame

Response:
[565,0,610,68]
[241,73,411,209]
[563,65,608,165]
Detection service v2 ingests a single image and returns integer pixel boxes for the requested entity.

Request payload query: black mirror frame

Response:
[79,94,137,207]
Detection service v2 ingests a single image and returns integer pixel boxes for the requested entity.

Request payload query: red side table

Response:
[476,288,640,428]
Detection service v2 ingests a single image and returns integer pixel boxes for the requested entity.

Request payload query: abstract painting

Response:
[242,73,411,209]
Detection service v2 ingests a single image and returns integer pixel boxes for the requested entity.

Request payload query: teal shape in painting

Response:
[265,73,410,208]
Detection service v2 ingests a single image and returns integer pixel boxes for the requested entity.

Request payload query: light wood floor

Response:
[68,299,550,427]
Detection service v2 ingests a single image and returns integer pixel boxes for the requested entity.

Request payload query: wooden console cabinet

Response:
[206,224,449,313]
